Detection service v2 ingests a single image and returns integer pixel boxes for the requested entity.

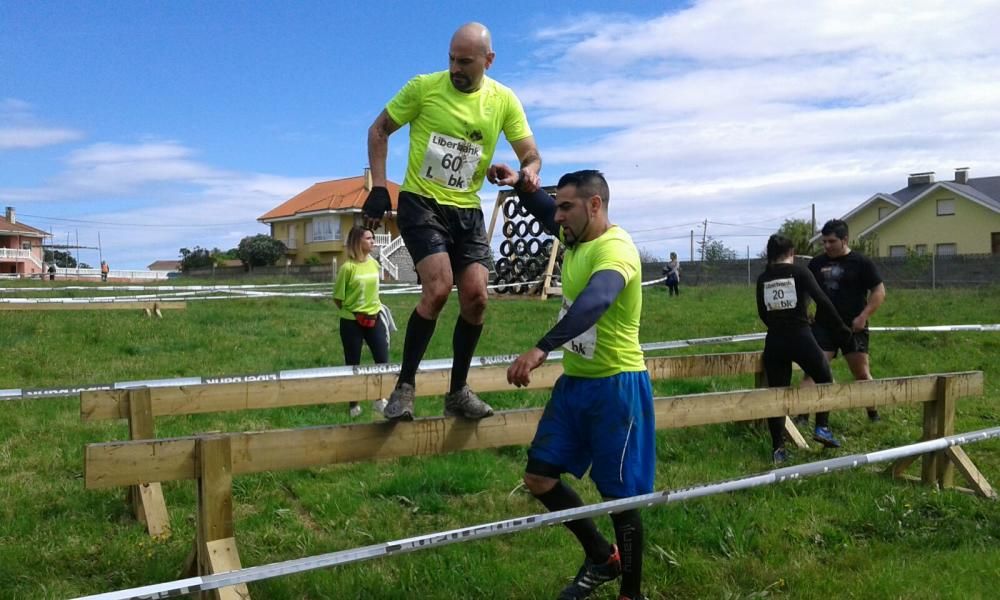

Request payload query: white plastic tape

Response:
[70,425,1000,600]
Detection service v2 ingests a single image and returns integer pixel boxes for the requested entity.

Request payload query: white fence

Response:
[53,267,172,281]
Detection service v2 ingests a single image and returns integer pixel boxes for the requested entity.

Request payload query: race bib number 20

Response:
[420,132,482,191]
[764,277,798,311]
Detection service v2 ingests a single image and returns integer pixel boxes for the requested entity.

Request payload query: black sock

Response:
[534,481,612,562]
[815,411,830,428]
[767,417,785,451]
[398,309,436,386]
[610,509,643,599]
[450,316,483,394]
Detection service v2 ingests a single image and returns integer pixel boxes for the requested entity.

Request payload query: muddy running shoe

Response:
[867,409,881,422]
[383,383,415,421]
[773,447,788,465]
[813,426,842,448]
[444,385,494,419]
[349,403,362,418]
[557,545,621,599]
[372,398,388,415]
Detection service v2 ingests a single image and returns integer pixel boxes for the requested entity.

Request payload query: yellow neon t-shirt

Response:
[558,226,646,378]
[386,71,533,208]
[333,258,381,321]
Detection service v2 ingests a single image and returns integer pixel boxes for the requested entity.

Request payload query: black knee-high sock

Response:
[767,416,785,451]
[610,509,643,599]
[450,316,483,393]
[815,410,830,428]
[398,309,436,386]
[535,481,612,562]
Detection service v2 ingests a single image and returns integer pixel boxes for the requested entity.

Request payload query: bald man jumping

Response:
[363,22,542,422]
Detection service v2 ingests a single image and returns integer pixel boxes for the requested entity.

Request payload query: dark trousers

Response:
[763,327,833,449]
[339,316,390,366]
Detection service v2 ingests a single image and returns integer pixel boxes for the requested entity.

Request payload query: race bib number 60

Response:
[420,132,482,191]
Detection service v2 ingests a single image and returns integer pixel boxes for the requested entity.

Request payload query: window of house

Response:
[308,217,340,242]
[22,242,32,251]
[936,198,955,216]
[935,243,957,256]
[888,245,907,257]
[878,206,892,219]
[915,244,927,255]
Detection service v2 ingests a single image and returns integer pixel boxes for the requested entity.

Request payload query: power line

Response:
[17,213,249,228]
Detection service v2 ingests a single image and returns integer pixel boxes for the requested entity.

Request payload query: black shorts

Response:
[396,191,491,272]
[812,324,869,357]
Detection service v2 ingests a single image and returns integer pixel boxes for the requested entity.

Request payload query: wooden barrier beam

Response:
[84,371,984,490]
[81,352,765,422]
[0,301,186,311]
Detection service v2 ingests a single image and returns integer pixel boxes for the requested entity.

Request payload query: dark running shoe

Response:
[792,414,809,426]
[867,409,881,422]
[773,447,788,465]
[813,426,842,449]
[444,385,494,419]
[383,383,415,421]
[557,545,621,599]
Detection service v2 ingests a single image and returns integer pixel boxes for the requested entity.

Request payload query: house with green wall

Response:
[817,168,1000,256]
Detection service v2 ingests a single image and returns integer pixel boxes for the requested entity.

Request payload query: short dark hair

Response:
[557,170,609,207]
[766,234,795,263]
[820,219,849,240]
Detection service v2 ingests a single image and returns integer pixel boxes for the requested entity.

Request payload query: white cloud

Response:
[3,139,322,268]
[510,0,1000,258]
[0,98,84,149]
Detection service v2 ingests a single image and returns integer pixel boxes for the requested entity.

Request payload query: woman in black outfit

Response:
[756,235,852,463]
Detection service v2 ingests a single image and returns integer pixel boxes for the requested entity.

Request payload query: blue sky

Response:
[3,0,999,269]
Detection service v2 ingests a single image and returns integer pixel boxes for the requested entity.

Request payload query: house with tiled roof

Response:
[1,206,49,276]
[258,170,410,278]
[814,168,1000,256]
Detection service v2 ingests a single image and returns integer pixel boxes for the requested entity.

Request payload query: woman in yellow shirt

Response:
[333,226,390,417]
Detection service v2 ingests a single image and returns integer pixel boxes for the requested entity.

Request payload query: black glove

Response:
[362,186,392,221]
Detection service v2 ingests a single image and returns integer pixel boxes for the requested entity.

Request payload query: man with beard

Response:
[363,22,541,422]
[495,165,653,600]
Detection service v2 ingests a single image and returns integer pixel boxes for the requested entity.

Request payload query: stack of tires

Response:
[493,198,562,295]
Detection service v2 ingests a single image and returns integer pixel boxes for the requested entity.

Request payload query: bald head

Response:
[448,22,495,92]
[451,22,493,55]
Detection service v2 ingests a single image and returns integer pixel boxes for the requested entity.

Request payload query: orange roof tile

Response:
[258,175,401,222]
[0,214,49,237]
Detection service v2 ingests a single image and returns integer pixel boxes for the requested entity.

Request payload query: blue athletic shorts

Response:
[528,371,655,498]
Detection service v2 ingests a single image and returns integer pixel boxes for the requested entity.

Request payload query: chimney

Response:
[364,167,373,191]
[954,167,969,185]
[4,206,13,224]
[907,171,934,187]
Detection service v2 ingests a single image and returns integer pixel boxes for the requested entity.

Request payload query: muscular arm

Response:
[536,270,625,352]
[367,110,402,187]
[859,283,886,323]
[510,136,542,190]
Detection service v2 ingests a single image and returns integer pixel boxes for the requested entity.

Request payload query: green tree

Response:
[43,249,78,268]
[178,246,216,272]
[237,235,286,268]
[701,237,738,262]
[775,218,819,257]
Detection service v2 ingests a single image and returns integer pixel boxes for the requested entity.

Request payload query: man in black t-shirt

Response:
[806,219,886,421]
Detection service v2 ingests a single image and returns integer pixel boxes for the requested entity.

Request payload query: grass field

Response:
[1,282,999,599]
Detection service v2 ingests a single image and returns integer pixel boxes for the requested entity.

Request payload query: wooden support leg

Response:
[920,393,940,486]
[783,417,809,450]
[126,388,171,538]
[154,302,163,318]
[934,376,957,489]
[945,446,996,499]
[196,435,249,600]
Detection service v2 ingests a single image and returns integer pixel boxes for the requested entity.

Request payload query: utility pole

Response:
[700,219,708,262]
[690,230,694,263]
[98,231,103,265]
[811,203,816,236]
